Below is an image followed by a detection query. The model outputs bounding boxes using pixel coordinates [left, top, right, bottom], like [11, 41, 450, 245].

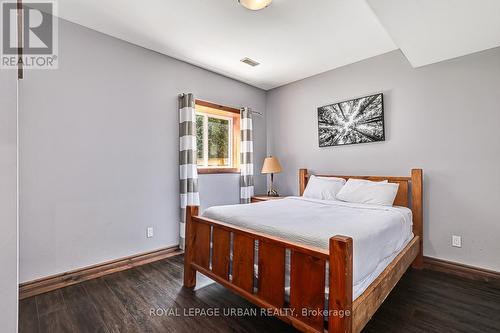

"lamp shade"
[261, 156, 282, 174]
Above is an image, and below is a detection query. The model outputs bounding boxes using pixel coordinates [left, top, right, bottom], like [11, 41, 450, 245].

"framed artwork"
[317, 93, 385, 147]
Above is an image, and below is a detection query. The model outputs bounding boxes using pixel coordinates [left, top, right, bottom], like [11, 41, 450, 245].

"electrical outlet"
[452, 235, 462, 248]
[147, 227, 154, 238]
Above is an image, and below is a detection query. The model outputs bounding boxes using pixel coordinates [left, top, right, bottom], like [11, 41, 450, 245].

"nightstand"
[251, 195, 285, 203]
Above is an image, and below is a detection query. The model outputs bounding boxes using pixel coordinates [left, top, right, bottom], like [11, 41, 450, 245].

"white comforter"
[203, 197, 413, 299]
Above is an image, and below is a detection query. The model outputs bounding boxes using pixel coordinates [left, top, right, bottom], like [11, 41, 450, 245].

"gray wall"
[199, 174, 241, 212]
[267, 48, 500, 272]
[19, 19, 267, 282]
[0, 69, 18, 332]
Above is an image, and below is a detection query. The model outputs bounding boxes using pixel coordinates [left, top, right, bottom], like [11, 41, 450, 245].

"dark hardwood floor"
[20, 254, 500, 333]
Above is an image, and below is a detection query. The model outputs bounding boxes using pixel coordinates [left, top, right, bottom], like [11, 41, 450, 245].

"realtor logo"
[1, 0, 58, 69]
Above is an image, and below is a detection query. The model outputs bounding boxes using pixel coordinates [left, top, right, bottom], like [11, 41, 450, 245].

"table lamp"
[261, 156, 282, 196]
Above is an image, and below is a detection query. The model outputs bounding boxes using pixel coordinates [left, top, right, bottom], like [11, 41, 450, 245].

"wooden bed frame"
[184, 168, 423, 333]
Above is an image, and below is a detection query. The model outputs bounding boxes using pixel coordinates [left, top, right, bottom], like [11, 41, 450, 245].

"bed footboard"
[183, 205, 354, 333]
[183, 205, 199, 288]
[329, 236, 353, 332]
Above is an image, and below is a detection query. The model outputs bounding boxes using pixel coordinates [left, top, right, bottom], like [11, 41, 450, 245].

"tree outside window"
[196, 112, 232, 168]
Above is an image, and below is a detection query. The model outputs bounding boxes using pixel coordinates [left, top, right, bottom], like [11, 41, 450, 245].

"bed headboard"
[299, 168, 424, 267]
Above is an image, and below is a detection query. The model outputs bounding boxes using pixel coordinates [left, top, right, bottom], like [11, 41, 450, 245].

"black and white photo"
[317, 93, 385, 147]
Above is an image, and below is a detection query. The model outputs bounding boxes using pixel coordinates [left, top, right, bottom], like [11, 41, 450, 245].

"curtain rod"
[178, 94, 263, 117]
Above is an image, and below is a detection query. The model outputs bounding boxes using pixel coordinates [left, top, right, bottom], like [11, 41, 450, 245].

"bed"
[183, 168, 423, 333]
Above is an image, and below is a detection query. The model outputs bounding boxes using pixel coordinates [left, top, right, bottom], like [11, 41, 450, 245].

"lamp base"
[267, 188, 279, 197]
[267, 173, 279, 196]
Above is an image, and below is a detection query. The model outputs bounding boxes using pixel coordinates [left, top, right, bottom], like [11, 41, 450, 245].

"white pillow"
[303, 175, 346, 200]
[336, 179, 399, 206]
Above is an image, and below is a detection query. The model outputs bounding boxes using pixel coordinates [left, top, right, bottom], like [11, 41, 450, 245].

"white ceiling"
[57, 0, 397, 90]
[367, 0, 500, 67]
[57, 0, 500, 90]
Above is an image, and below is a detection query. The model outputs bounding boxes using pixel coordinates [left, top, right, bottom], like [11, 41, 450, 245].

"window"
[196, 113, 232, 167]
[195, 100, 240, 173]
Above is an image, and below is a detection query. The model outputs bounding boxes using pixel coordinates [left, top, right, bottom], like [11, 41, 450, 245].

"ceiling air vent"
[240, 57, 260, 67]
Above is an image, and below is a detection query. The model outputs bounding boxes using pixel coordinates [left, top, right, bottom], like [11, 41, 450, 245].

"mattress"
[202, 197, 413, 300]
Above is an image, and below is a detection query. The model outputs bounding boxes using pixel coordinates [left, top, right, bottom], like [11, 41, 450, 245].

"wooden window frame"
[195, 100, 240, 174]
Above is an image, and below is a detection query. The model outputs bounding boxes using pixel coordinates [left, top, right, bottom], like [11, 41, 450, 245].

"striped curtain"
[179, 93, 200, 249]
[240, 107, 254, 203]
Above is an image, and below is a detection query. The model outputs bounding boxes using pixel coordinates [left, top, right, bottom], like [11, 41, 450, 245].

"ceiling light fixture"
[238, 0, 272, 11]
